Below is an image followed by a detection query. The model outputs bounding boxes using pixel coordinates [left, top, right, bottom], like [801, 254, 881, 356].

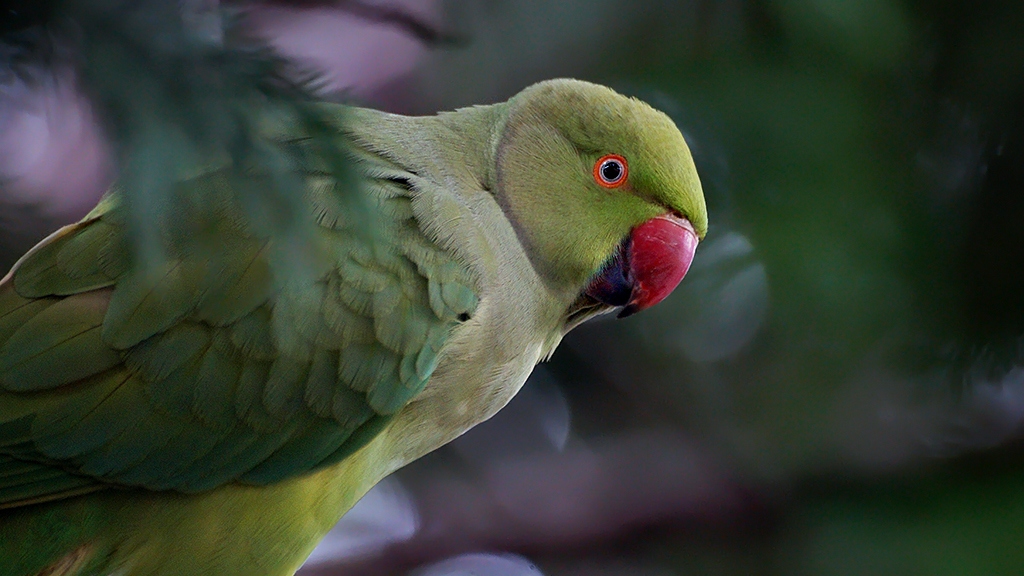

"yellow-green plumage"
[0, 79, 706, 575]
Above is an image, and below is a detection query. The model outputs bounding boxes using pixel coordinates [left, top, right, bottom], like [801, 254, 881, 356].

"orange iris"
[593, 154, 628, 188]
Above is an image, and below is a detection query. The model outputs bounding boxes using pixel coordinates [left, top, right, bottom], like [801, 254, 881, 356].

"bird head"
[494, 79, 707, 323]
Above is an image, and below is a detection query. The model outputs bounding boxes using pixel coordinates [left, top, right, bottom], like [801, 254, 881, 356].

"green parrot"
[0, 79, 706, 576]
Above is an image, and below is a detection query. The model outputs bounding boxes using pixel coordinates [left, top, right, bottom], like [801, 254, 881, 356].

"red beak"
[585, 213, 699, 317]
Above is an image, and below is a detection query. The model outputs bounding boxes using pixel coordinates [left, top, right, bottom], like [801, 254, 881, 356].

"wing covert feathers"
[0, 132, 479, 508]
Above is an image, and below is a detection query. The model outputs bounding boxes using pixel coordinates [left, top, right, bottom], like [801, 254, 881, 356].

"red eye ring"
[594, 154, 628, 188]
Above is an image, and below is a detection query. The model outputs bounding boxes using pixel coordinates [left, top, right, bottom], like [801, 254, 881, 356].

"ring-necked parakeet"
[0, 79, 706, 576]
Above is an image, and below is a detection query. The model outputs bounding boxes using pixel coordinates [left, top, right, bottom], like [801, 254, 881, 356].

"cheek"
[495, 130, 616, 281]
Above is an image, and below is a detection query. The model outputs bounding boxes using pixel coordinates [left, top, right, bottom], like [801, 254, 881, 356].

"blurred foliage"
[1, 0, 366, 279]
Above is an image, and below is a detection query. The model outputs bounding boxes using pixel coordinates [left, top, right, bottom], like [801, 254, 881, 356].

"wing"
[0, 124, 478, 508]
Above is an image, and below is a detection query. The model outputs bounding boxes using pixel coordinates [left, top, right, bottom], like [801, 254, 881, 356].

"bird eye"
[594, 154, 628, 188]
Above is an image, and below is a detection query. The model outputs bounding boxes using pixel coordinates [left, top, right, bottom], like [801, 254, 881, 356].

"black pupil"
[601, 160, 622, 182]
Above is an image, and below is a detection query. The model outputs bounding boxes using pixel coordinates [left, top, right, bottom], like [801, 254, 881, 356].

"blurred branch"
[301, 432, 766, 576]
[258, 0, 460, 46]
